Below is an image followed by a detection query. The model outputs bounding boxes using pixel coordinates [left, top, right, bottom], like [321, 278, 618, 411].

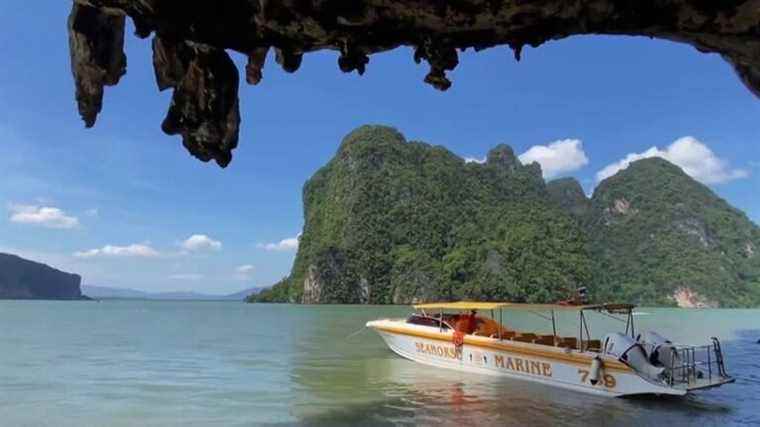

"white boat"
[367, 301, 734, 397]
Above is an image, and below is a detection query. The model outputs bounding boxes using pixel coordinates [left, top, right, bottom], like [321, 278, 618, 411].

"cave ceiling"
[69, 1, 760, 167]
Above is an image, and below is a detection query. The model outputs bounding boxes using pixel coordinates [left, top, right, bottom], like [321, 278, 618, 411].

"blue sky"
[1, 3, 758, 294]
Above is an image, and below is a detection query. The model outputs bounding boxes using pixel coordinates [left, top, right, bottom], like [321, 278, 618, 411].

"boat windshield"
[406, 313, 451, 330]
[407, 310, 509, 337]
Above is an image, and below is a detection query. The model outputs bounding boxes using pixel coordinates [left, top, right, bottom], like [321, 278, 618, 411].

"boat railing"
[665, 337, 731, 389]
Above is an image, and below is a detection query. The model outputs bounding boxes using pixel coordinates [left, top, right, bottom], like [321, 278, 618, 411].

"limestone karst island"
[248, 126, 760, 308]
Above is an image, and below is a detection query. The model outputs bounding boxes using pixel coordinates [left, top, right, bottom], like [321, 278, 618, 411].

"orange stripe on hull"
[373, 324, 632, 373]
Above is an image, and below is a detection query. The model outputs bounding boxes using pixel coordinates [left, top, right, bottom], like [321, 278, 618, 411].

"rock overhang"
[67, 0, 760, 167]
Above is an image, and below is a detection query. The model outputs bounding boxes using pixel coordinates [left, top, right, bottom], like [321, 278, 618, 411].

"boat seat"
[533, 335, 556, 346]
[584, 339, 602, 351]
[556, 337, 578, 349]
[512, 335, 535, 343]
[498, 330, 517, 339]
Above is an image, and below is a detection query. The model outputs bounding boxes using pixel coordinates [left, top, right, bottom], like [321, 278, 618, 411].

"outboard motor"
[603, 333, 664, 380]
[637, 331, 681, 370]
[639, 331, 670, 348]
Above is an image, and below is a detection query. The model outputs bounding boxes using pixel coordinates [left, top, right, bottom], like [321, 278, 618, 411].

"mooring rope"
[734, 375, 760, 385]
[345, 326, 368, 340]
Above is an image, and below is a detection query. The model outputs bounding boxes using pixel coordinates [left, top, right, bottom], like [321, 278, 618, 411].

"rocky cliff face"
[0, 253, 85, 300]
[261, 125, 591, 304]
[547, 177, 592, 219]
[66, 1, 760, 167]
[583, 158, 760, 307]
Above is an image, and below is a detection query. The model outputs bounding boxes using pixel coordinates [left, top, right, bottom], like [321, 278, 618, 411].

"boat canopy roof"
[414, 301, 511, 311]
[413, 301, 635, 312]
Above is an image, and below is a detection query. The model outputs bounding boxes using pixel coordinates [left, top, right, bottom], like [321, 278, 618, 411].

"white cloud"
[596, 137, 749, 184]
[234, 264, 255, 280]
[236, 265, 255, 274]
[257, 234, 300, 252]
[8, 204, 80, 229]
[168, 273, 204, 281]
[518, 139, 589, 179]
[74, 243, 160, 259]
[181, 234, 222, 252]
[464, 156, 486, 164]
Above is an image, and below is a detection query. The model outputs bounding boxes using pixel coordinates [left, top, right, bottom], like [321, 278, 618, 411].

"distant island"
[249, 126, 760, 307]
[0, 253, 259, 301]
[0, 253, 87, 300]
[82, 285, 261, 301]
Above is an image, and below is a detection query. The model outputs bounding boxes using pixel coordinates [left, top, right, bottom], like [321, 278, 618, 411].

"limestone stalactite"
[152, 37, 241, 167]
[68, 3, 126, 128]
[67, 1, 760, 167]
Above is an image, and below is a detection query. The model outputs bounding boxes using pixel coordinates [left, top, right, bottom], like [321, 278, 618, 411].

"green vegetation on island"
[246, 278, 291, 303]
[249, 126, 760, 307]
[579, 158, 760, 307]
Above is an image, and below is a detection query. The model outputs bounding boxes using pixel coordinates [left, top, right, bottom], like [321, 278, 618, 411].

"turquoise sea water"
[0, 300, 758, 426]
